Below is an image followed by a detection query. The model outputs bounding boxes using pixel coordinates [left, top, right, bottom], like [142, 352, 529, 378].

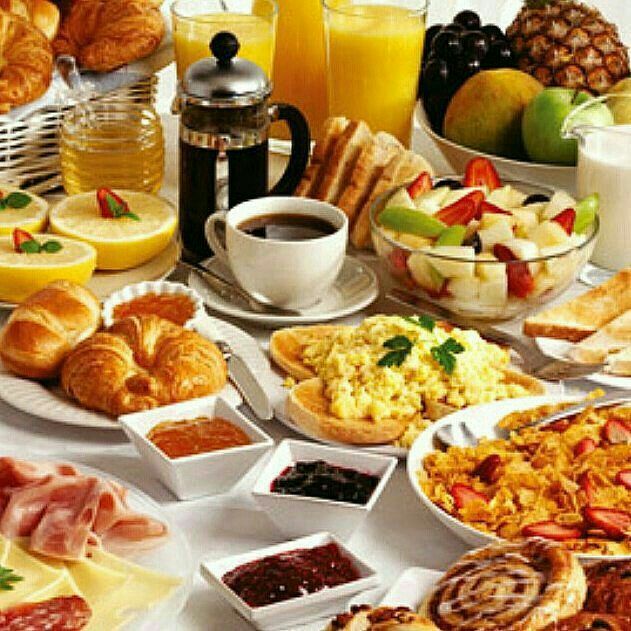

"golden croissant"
[53, 0, 165, 72]
[61, 315, 228, 416]
[0, 0, 60, 39]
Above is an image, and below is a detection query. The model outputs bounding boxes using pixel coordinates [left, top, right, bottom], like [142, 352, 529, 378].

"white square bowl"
[119, 396, 274, 500]
[252, 439, 397, 540]
[200, 531, 379, 631]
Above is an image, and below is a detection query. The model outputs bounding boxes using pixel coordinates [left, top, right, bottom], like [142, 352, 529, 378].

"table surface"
[0, 74, 601, 631]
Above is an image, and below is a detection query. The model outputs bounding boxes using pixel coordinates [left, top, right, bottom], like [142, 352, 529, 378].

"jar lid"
[180, 31, 271, 107]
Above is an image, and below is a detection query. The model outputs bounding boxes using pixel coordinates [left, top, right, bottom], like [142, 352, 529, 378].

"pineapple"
[506, 0, 630, 94]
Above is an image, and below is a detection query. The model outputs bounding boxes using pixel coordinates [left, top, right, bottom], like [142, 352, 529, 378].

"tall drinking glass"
[323, 0, 427, 146]
[171, 0, 278, 80]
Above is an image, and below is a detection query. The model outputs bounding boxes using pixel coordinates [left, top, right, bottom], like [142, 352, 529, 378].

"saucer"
[188, 255, 379, 327]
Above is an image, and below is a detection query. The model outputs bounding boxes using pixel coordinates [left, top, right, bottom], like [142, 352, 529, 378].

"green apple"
[522, 88, 614, 166]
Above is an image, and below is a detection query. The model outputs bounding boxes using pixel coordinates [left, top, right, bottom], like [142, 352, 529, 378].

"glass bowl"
[369, 178, 599, 321]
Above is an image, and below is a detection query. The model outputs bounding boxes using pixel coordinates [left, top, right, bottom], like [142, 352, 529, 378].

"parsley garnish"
[106, 195, 139, 221]
[378, 335, 413, 367]
[0, 565, 23, 591]
[403, 314, 436, 332]
[19, 238, 62, 254]
[431, 338, 465, 375]
[0, 192, 31, 211]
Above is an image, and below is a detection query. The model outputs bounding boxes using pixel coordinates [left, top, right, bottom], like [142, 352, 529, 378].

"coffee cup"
[205, 197, 348, 309]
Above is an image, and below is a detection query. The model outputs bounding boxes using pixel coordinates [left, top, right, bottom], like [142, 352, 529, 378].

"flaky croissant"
[0, 8, 53, 112]
[0, 0, 60, 39]
[53, 0, 165, 72]
[61, 315, 228, 416]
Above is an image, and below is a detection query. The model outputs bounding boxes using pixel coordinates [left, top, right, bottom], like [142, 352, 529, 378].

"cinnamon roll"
[584, 560, 631, 615]
[425, 539, 586, 631]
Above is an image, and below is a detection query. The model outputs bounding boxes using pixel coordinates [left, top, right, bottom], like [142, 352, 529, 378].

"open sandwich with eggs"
[270, 315, 544, 447]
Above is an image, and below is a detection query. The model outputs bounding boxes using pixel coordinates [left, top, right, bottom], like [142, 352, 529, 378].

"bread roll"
[0, 280, 101, 379]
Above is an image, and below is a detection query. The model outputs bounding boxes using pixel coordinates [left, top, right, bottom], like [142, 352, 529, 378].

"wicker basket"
[0, 76, 158, 195]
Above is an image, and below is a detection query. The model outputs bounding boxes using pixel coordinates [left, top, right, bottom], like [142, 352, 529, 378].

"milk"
[577, 124, 631, 271]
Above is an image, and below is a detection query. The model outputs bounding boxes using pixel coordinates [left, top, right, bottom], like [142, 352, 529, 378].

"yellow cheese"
[24, 574, 79, 603]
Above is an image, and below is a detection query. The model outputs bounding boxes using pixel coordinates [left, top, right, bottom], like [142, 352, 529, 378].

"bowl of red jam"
[200, 532, 378, 631]
[252, 439, 397, 540]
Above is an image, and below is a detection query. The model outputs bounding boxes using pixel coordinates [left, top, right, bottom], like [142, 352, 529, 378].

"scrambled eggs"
[301, 315, 530, 447]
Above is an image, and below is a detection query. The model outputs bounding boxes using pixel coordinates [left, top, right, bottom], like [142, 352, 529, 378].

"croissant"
[61, 315, 228, 416]
[0, 9, 53, 112]
[53, 0, 165, 72]
[0, 0, 60, 39]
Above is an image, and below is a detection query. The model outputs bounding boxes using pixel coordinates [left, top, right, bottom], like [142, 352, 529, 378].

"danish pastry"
[327, 605, 439, 630]
[540, 614, 631, 631]
[423, 539, 586, 631]
[584, 560, 631, 615]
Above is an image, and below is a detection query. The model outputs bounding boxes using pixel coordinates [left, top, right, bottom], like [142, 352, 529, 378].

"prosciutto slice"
[0, 458, 167, 560]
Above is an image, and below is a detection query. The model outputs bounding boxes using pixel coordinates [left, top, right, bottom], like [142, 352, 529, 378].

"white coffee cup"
[205, 197, 348, 309]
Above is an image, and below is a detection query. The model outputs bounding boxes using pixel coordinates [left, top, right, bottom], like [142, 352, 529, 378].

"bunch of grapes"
[419, 11, 515, 132]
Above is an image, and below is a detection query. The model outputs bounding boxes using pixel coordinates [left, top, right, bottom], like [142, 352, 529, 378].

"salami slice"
[0, 596, 91, 630]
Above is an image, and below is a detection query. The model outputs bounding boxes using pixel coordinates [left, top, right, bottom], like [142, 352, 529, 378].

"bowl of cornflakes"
[407, 395, 631, 559]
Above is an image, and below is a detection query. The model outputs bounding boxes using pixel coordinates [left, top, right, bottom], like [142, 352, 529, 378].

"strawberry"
[406, 172, 432, 199]
[583, 506, 631, 540]
[472, 454, 501, 484]
[548, 419, 570, 433]
[478, 200, 511, 218]
[450, 483, 488, 510]
[578, 470, 597, 504]
[574, 437, 598, 458]
[493, 244, 535, 298]
[97, 187, 129, 218]
[464, 157, 501, 191]
[435, 191, 484, 226]
[602, 418, 631, 444]
[615, 469, 631, 490]
[12, 228, 34, 253]
[552, 208, 576, 235]
[522, 520, 583, 541]
[388, 248, 409, 273]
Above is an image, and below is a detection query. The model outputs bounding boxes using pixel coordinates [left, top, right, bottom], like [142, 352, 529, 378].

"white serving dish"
[407, 394, 629, 561]
[119, 396, 274, 500]
[416, 104, 576, 194]
[101, 280, 206, 329]
[200, 532, 379, 631]
[252, 439, 397, 540]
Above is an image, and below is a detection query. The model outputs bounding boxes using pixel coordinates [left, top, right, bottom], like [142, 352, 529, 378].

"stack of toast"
[295, 117, 433, 249]
[524, 269, 631, 375]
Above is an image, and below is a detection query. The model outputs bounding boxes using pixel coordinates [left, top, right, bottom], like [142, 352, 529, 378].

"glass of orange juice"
[171, 0, 278, 80]
[323, 0, 427, 146]
[271, 0, 328, 141]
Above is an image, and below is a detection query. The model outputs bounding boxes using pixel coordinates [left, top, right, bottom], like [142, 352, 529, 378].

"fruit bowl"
[370, 175, 598, 321]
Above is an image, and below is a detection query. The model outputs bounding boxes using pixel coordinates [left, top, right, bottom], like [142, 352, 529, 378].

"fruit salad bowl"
[370, 161, 599, 321]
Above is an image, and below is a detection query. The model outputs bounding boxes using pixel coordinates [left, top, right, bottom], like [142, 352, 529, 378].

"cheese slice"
[24, 574, 79, 603]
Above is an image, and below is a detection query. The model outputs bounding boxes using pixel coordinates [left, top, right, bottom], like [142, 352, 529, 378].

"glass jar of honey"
[59, 102, 165, 195]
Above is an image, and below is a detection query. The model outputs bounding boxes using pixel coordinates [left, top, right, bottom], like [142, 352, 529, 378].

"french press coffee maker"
[176, 31, 311, 261]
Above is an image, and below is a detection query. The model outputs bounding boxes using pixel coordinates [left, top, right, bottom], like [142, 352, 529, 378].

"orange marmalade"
[147, 417, 251, 459]
[113, 292, 195, 326]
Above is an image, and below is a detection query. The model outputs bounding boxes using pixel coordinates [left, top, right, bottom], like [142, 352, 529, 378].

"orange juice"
[324, 3, 425, 145]
[272, 0, 328, 140]
[173, 12, 276, 79]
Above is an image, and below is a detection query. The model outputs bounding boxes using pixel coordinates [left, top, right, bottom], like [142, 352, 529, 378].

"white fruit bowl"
[370, 178, 598, 321]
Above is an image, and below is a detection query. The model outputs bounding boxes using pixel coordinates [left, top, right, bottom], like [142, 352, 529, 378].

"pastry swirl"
[426, 539, 586, 631]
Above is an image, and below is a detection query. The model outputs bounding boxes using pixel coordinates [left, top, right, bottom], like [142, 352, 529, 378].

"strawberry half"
[472, 454, 501, 484]
[435, 190, 484, 226]
[406, 172, 432, 199]
[552, 208, 576, 235]
[583, 506, 631, 540]
[578, 470, 597, 504]
[615, 469, 631, 490]
[602, 418, 631, 444]
[450, 483, 488, 510]
[493, 244, 535, 298]
[97, 187, 129, 218]
[522, 520, 583, 541]
[464, 157, 501, 191]
[478, 200, 511, 218]
[574, 437, 598, 458]
[12, 228, 34, 253]
[548, 419, 570, 433]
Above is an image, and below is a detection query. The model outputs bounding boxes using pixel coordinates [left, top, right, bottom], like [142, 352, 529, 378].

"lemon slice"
[49, 190, 177, 270]
[0, 234, 97, 303]
[0, 183, 49, 235]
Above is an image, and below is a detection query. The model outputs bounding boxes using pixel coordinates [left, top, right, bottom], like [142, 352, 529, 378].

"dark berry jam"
[222, 542, 361, 608]
[270, 460, 380, 505]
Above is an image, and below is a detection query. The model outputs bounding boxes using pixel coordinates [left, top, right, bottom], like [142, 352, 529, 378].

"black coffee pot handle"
[268, 103, 311, 196]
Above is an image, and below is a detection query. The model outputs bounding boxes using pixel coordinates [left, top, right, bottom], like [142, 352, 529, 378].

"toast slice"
[314, 120, 373, 204]
[295, 117, 349, 197]
[569, 309, 631, 364]
[607, 345, 631, 376]
[336, 131, 403, 223]
[350, 150, 434, 249]
[523, 269, 631, 342]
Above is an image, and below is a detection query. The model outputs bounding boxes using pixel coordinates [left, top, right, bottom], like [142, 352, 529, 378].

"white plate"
[407, 395, 630, 561]
[0, 449, 193, 630]
[0, 314, 267, 430]
[189, 255, 379, 328]
[536, 336, 631, 390]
